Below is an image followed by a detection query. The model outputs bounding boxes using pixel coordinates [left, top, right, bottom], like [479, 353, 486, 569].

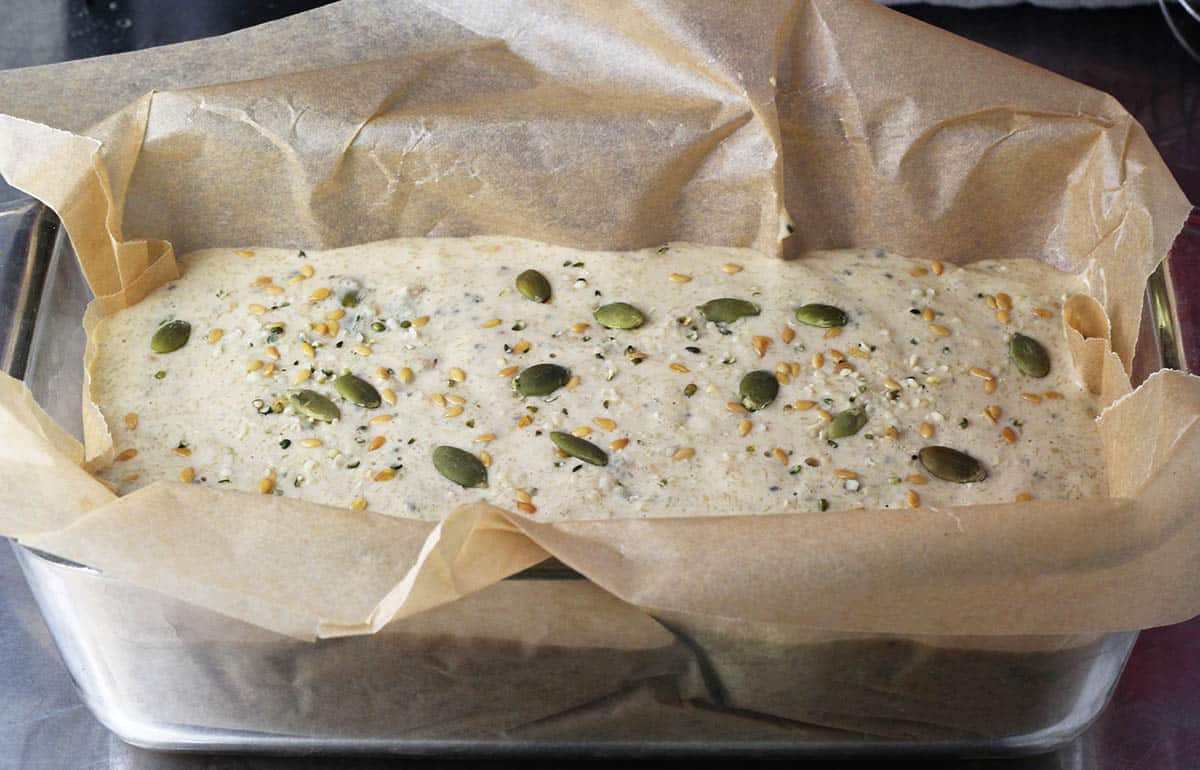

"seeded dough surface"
[92, 237, 1105, 520]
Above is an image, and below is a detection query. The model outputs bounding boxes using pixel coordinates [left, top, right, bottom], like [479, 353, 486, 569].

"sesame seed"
[738, 419, 752, 436]
[300, 438, 323, 448]
[793, 400, 816, 411]
[381, 388, 397, 405]
[823, 326, 842, 339]
[259, 478, 275, 494]
[310, 288, 332, 301]
[919, 422, 935, 439]
[931, 260, 944, 276]
[672, 447, 696, 461]
[482, 319, 502, 328]
[252, 276, 272, 287]
[570, 323, 591, 334]
[206, 328, 224, 344]
[1002, 427, 1018, 444]
[834, 469, 857, 480]
[368, 436, 386, 451]
[351, 345, 372, 356]
[906, 474, 928, 485]
[173, 446, 192, 457]
[475, 433, 497, 443]
[928, 324, 951, 337]
[721, 263, 743, 274]
[906, 489, 921, 508]
[350, 497, 368, 511]
[726, 402, 748, 414]
[789, 362, 801, 377]
[516, 501, 537, 514]
[248, 304, 268, 316]
[610, 438, 630, 450]
[124, 412, 138, 430]
[445, 406, 464, 418]
[669, 273, 692, 283]
[288, 275, 306, 284]
[449, 367, 467, 383]
[179, 467, 195, 483]
[670, 363, 690, 373]
[594, 417, 617, 430]
[412, 315, 430, 328]
[1021, 392, 1043, 403]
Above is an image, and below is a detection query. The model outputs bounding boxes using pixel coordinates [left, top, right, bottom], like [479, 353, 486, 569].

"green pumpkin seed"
[334, 373, 381, 408]
[594, 302, 646, 329]
[918, 446, 987, 483]
[340, 290, 360, 308]
[516, 269, 551, 303]
[697, 298, 760, 324]
[827, 406, 868, 438]
[739, 370, 779, 411]
[514, 363, 571, 397]
[794, 303, 848, 328]
[289, 389, 341, 422]
[550, 431, 609, 466]
[150, 320, 191, 353]
[432, 445, 488, 488]
[1009, 333, 1050, 378]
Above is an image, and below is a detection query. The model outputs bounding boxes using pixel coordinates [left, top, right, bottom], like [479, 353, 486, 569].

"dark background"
[0, 2, 1197, 768]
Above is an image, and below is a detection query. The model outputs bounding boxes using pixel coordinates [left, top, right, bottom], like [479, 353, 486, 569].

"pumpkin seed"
[432, 445, 488, 488]
[594, 302, 646, 329]
[794, 303, 848, 328]
[340, 290, 360, 308]
[516, 269, 551, 303]
[550, 431, 609, 466]
[289, 389, 341, 422]
[1009, 333, 1050, 378]
[827, 406, 868, 438]
[150, 320, 191, 353]
[918, 446, 987, 483]
[698, 298, 760, 324]
[334, 373, 381, 408]
[514, 363, 571, 397]
[739, 370, 779, 411]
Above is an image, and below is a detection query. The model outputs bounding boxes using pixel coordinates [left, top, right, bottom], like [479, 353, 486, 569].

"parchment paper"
[0, 0, 1196, 641]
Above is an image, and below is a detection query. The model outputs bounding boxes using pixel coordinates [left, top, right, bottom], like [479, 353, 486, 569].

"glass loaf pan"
[2, 198, 1189, 757]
